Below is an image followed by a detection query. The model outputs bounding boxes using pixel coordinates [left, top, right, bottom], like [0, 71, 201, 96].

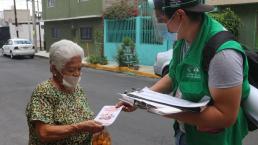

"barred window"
[78, 0, 88, 2]
[51, 27, 60, 38]
[256, 14, 258, 49]
[106, 18, 136, 43]
[80, 27, 92, 40]
[48, 0, 55, 7]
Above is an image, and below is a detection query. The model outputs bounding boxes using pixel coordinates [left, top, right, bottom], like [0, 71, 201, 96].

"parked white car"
[2, 38, 35, 59]
[153, 49, 173, 77]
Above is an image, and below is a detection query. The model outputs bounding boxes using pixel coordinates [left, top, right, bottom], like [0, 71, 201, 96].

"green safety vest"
[169, 14, 249, 145]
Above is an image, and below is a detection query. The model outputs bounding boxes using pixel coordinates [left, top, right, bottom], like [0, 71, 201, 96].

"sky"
[0, 0, 41, 12]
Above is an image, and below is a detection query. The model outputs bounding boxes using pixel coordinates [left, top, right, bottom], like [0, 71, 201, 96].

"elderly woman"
[26, 39, 104, 145]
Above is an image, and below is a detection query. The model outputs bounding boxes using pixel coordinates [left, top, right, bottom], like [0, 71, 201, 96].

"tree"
[104, 0, 135, 19]
[209, 8, 241, 38]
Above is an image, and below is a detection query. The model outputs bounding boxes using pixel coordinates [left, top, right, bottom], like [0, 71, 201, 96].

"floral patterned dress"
[26, 80, 94, 145]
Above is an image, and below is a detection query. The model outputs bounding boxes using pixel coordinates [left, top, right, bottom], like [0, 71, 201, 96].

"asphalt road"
[0, 56, 257, 145]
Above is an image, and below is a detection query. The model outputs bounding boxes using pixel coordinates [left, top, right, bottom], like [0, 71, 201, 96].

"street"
[0, 56, 257, 145]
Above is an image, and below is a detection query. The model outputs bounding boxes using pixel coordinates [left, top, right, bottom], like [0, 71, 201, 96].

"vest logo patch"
[185, 66, 201, 79]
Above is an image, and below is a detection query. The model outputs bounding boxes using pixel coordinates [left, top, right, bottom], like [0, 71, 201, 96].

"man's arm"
[165, 49, 244, 129]
[165, 85, 242, 129]
[116, 74, 173, 111]
[150, 74, 173, 93]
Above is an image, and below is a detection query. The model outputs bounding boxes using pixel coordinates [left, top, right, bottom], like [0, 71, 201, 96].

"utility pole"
[31, 0, 38, 51]
[26, 0, 32, 41]
[13, 0, 19, 38]
[37, 0, 42, 50]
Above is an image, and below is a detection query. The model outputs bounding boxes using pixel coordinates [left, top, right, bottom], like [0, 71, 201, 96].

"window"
[48, 0, 55, 7]
[106, 18, 136, 43]
[7, 40, 13, 45]
[14, 40, 32, 44]
[78, 0, 88, 2]
[51, 28, 60, 38]
[256, 13, 258, 49]
[80, 27, 92, 40]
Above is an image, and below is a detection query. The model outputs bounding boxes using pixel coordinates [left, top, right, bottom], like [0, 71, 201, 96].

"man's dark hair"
[162, 8, 203, 22]
[184, 11, 203, 22]
[154, 0, 204, 22]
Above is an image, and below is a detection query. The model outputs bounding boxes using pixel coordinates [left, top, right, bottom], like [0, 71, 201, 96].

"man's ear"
[176, 9, 186, 19]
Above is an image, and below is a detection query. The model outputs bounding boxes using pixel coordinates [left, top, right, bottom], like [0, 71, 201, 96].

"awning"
[42, 15, 102, 22]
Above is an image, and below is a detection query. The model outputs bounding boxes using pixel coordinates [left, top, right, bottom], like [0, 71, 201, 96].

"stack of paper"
[119, 87, 210, 115]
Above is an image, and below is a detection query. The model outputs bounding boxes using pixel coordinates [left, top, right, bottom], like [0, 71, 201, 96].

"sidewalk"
[35, 51, 160, 79]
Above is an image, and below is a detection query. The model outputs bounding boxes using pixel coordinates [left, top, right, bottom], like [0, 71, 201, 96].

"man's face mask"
[148, 0, 182, 42]
[155, 12, 181, 41]
[156, 14, 176, 41]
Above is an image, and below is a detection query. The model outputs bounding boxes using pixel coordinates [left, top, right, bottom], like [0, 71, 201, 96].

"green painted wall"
[42, 0, 70, 20]
[42, 0, 103, 20]
[232, 4, 257, 50]
[44, 18, 103, 57]
[256, 14, 258, 49]
[69, 0, 103, 17]
[44, 21, 73, 50]
[74, 18, 103, 57]
[42, 0, 104, 56]
[221, 4, 258, 51]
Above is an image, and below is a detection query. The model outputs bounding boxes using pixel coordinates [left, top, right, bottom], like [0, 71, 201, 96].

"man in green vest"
[117, 0, 250, 145]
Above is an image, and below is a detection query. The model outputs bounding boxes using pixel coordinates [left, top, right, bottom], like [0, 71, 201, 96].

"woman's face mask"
[62, 75, 81, 89]
[59, 56, 82, 89]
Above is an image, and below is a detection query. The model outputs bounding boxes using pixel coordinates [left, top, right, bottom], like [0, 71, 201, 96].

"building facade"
[42, 0, 172, 65]
[104, 0, 173, 66]
[2, 9, 44, 49]
[206, 0, 258, 51]
[42, 0, 120, 56]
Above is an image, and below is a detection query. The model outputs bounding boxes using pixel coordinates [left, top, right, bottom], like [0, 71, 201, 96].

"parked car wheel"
[10, 52, 14, 59]
[1, 48, 4, 56]
[162, 66, 169, 77]
[153, 49, 173, 77]
[30, 55, 34, 59]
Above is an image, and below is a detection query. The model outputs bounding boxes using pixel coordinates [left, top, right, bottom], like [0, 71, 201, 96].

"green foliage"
[209, 8, 241, 37]
[88, 55, 108, 65]
[131, 54, 139, 70]
[115, 47, 127, 67]
[256, 37, 258, 49]
[94, 30, 103, 43]
[94, 29, 104, 57]
[122, 37, 135, 53]
[115, 37, 139, 68]
[88, 55, 99, 64]
[104, 0, 135, 19]
[99, 56, 108, 65]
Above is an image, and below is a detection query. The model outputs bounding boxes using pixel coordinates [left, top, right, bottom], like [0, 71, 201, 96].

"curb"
[82, 63, 160, 79]
[33, 55, 160, 79]
[35, 55, 49, 59]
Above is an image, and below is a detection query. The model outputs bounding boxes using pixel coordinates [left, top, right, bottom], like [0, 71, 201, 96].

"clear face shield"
[147, 0, 177, 42]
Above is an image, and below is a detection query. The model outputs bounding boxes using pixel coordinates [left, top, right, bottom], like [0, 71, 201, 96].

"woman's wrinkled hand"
[116, 101, 137, 112]
[76, 120, 104, 133]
